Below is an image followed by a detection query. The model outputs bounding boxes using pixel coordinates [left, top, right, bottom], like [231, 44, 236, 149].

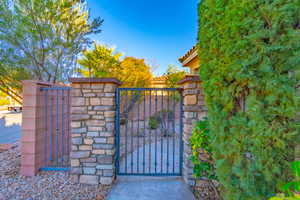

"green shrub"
[269, 161, 300, 199]
[190, 118, 216, 180]
[148, 109, 174, 135]
[281, 161, 300, 197]
[198, 0, 300, 199]
[148, 116, 159, 129]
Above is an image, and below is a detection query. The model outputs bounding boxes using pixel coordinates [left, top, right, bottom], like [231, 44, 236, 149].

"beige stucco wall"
[185, 57, 199, 75]
[150, 79, 167, 95]
[150, 82, 166, 88]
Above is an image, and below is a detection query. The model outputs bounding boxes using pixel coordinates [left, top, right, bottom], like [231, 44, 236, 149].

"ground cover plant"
[190, 118, 215, 180]
[198, 0, 300, 199]
[147, 109, 174, 136]
[190, 118, 220, 199]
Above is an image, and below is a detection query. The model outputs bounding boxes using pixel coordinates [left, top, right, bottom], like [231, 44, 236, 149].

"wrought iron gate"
[39, 86, 71, 171]
[116, 88, 183, 176]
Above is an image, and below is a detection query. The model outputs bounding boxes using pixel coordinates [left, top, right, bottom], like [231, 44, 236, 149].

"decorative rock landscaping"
[193, 181, 220, 200]
[0, 143, 111, 200]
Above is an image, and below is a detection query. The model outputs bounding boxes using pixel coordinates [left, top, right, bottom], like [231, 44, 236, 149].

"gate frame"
[21, 81, 71, 176]
[115, 87, 184, 176]
[21, 76, 204, 187]
[39, 86, 71, 172]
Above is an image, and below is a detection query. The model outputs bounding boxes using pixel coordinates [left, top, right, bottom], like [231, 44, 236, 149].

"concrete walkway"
[0, 111, 22, 144]
[106, 176, 195, 200]
[106, 138, 195, 200]
[119, 137, 181, 174]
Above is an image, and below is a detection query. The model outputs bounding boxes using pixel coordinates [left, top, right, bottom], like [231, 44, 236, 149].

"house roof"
[178, 45, 198, 67]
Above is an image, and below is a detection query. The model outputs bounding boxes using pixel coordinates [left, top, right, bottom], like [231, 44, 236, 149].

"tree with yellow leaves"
[77, 44, 153, 88]
[118, 57, 152, 88]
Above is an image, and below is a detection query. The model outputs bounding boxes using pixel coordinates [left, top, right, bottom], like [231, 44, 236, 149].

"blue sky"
[88, 0, 198, 76]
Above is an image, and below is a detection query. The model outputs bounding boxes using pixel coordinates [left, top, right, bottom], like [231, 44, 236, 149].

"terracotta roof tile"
[178, 45, 198, 63]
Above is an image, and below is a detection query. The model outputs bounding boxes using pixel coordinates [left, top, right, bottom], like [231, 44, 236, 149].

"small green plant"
[282, 161, 300, 196]
[269, 161, 300, 200]
[190, 118, 220, 198]
[148, 109, 174, 135]
[148, 116, 159, 129]
[190, 118, 216, 180]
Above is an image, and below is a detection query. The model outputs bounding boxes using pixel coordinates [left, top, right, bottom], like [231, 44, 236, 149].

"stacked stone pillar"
[178, 75, 207, 186]
[69, 78, 121, 185]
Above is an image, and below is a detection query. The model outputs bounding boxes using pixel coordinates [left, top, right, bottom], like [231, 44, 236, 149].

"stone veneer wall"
[69, 78, 121, 185]
[179, 75, 207, 186]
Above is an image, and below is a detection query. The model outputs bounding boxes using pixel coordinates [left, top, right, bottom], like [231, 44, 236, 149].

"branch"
[0, 79, 22, 100]
[0, 85, 23, 104]
[28, 2, 46, 75]
[53, 48, 63, 83]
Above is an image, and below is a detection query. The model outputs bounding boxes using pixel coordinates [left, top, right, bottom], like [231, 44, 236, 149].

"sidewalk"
[106, 176, 195, 200]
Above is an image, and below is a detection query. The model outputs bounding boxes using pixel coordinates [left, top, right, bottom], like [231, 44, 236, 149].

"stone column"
[69, 78, 121, 185]
[178, 75, 207, 186]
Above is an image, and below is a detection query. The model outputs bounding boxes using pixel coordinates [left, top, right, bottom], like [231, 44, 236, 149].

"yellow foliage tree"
[77, 44, 153, 88]
[117, 57, 152, 88]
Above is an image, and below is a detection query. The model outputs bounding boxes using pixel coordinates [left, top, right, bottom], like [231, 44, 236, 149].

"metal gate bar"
[116, 88, 183, 176]
[40, 87, 71, 171]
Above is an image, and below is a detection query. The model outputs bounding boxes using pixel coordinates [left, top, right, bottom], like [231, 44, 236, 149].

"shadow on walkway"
[0, 112, 22, 144]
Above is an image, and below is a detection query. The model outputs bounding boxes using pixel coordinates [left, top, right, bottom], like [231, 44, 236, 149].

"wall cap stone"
[22, 80, 53, 87]
[178, 75, 201, 85]
[69, 77, 122, 86]
[22, 80, 69, 88]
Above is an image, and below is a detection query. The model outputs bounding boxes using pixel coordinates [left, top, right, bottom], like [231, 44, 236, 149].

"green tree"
[0, 0, 103, 101]
[164, 64, 187, 88]
[198, 0, 300, 199]
[77, 43, 122, 77]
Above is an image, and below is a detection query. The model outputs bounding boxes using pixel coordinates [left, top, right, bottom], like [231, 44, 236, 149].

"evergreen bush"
[198, 0, 300, 199]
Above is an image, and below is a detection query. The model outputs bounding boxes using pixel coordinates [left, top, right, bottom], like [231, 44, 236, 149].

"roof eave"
[181, 51, 198, 67]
